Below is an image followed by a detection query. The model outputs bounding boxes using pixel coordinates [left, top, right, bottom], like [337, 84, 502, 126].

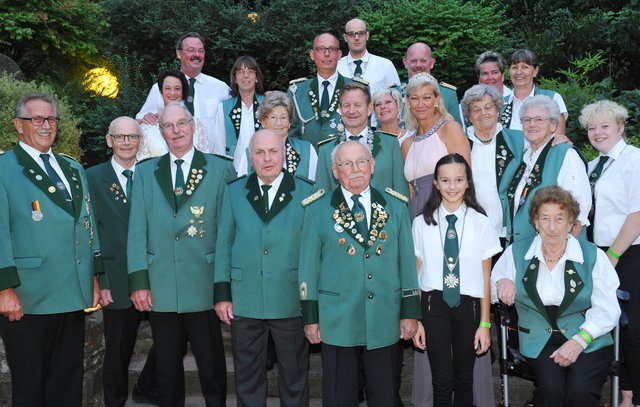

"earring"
[435, 104, 439, 108]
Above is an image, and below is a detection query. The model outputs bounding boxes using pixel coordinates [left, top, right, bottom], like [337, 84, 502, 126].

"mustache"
[348, 172, 364, 179]
[190, 56, 202, 62]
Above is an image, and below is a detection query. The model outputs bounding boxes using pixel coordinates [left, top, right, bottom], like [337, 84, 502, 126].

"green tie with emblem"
[443, 214, 461, 307]
[122, 169, 133, 199]
[174, 159, 185, 207]
[354, 60, 363, 77]
[185, 78, 196, 116]
[351, 194, 368, 238]
[320, 80, 330, 111]
[587, 155, 610, 241]
[40, 153, 72, 203]
[261, 184, 272, 214]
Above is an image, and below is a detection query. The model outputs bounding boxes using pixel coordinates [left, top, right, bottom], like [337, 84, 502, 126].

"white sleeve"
[553, 92, 569, 118]
[580, 249, 621, 339]
[136, 84, 163, 120]
[479, 215, 503, 260]
[490, 245, 516, 303]
[307, 145, 318, 181]
[557, 149, 592, 225]
[211, 101, 227, 154]
[412, 217, 425, 262]
[384, 59, 401, 87]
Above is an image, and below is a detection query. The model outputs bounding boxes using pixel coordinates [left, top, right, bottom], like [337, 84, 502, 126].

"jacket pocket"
[205, 252, 215, 264]
[231, 268, 242, 281]
[518, 325, 530, 334]
[318, 289, 340, 297]
[13, 256, 43, 269]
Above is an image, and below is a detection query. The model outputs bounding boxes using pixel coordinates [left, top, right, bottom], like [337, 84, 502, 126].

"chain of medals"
[347, 54, 370, 78]
[285, 139, 300, 174]
[410, 117, 446, 193]
[437, 206, 468, 287]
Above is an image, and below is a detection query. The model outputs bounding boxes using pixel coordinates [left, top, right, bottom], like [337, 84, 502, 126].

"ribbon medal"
[31, 200, 43, 221]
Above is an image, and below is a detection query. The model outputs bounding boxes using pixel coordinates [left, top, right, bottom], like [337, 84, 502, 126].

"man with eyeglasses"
[288, 32, 352, 149]
[86, 116, 161, 406]
[127, 103, 235, 406]
[337, 18, 400, 126]
[298, 140, 420, 406]
[136, 32, 230, 153]
[315, 81, 408, 198]
[0, 92, 103, 406]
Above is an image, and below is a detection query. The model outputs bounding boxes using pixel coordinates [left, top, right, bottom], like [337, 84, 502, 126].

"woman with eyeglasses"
[212, 56, 265, 172]
[137, 69, 209, 160]
[504, 95, 591, 244]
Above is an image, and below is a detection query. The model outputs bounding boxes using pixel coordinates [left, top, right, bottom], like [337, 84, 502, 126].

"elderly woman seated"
[492, 185, 620, 407]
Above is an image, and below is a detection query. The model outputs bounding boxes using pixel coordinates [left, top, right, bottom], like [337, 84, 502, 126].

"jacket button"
[175, 236, 180, 241]
[367, 274, 372, 279]
[173, 212, 177, 218]
[263, 249, 269, 255]
[547, 328, 552, 333]
[367, 293, 373, 299]
[365, 253, 370, 259]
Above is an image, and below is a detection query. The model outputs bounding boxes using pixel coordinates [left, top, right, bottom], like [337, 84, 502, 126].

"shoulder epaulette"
[136, 156, 154, 165]
[351, 76, 369, 86]
[295, 174, 315, 185]
[317, 136, 337, 147]
[376, 130, 398, 138]
[212, 152, 234, 161]
[440, 81, 457, 91]
[0, 150, 4, 155]
[289, 77, 308, 85]
[302, 189, 325, 207]
[228, 174, 247, 184]
[58, 153, 79, 163]
[385, 187, 408, 203]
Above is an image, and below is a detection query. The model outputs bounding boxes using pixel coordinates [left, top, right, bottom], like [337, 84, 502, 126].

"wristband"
[607, 248, 621, 259]
[572, 334, 588, 350]
[479, 321, 491, 329]
[577, 329, 592, 346]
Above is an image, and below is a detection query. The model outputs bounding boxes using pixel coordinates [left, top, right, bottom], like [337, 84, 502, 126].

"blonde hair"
[403, 73, 452, 131]
[578, 100, 628, 129]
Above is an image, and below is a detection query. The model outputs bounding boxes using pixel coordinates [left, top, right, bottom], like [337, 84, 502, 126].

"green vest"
[512, 237, 614, 358]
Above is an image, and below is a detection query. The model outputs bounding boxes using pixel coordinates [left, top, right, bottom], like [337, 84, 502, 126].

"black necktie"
[348, 135, 362, 141]
[443, 214, 461, 308]
[40, 153, 71, 202]
[587, 155, 610, 241]
[261, 184, 272, 213]
[122, 169, 133, 199]
[351, 194, 368, 238]
[320, 80, 330, 111]
[354, 60, 363, 77]
[185, 78, 196, 116]
[174, 159, 185, 206]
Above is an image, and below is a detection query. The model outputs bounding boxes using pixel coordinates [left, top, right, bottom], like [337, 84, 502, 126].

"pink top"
[403, 129, 448, 182]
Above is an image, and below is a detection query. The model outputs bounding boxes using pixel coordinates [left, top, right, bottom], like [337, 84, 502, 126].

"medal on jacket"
[31, 200, 43, 221]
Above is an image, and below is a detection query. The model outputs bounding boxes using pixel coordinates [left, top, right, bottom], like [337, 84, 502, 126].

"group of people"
[0, 17, 638, 407]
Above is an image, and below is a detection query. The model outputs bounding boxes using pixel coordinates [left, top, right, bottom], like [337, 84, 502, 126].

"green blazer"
[288, 74, 353, 148]
[298, 187, 420, 350]
[0, 145, 102, 314]
[314, 130, 409, 198]
[222, 94, 265, 156]
[87, 160, 132, 309]
[127, 149, 235, 313]
[214, 171, 314, 319]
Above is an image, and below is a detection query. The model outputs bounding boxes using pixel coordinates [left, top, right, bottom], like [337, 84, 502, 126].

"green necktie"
[320, 80, 330, 111]
[443, 214, 461, 308]
[261, 184, 272, 213]
[587, 155, 610, 241]
[185, 78, 196, 116]
[40, 153, 72, 203]
[174, 159, 185, 207]
[353, 60, 363, 77]
[348, 135, 362, 141]
[122, 169, 133, 199]
[351, 194, 368, 238]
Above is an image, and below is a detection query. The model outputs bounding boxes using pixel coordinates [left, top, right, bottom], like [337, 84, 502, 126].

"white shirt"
[20, 141, 71, 192]
[467, 124, 506, 237]
[316, 71, 339, 104]
[502, 84, 513, 98]
[513, 140, 591, 226]
[341, 186, 371, 228]
[169, 148, 195, 188]
[110, 157, 135, 197]
[136, 72, 230, 152]
[491, 235, 620, 340]
[257, 171, 284, 209]
[345, 127, 370, 146]
[506, 86, 568, 131]
[590, 140, 640, 246]
[413, 204, 502, 298]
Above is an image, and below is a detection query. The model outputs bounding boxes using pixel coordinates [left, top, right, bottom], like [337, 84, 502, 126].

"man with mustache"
[136, 32, 230, 153]
[127, 103, 236, 407]
[299, 140, 420, 406]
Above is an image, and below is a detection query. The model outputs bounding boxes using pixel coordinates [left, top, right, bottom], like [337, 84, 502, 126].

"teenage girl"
[412, 153, 502, 406]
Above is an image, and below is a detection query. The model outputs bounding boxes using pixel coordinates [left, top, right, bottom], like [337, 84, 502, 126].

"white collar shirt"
[341, 186, 372, 228]
[20, 141, 71, 192]
[257, 171, 284, 209]
[110, 157, 135, 196]
[169, 147, 195, 188]
[316, 71, 339, 104]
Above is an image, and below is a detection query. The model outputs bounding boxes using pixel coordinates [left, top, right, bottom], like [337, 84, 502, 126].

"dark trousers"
[322, 342, 398, 407]
[149, 310, 227, 407]
[422, 290, 480, 407]
[230, 316, 309, 407]
[525, 331, 613, 407]
[102, 306, 157, 407]
[0, 311, 85, 407]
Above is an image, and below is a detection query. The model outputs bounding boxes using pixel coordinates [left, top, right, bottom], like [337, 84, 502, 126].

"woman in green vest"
[492, 185, 620, 407]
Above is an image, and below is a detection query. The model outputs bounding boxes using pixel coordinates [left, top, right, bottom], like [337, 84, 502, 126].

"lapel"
[557, 260, 584, 316]
[102, 164, 130, 212]
[367, 188, 388, 250]
[308, 77, 320, 118]
[246, 172, 268, 222]
[266, 172, 294, 222]
[154, 153, 177, 212]
[181, 149, 208, 208]
[284, 139, 301, 174]
[371, 130, 382, 158]
[521, 258, 552, 326]
[14, 145, 75, 218]
[495, 130, 515, 185]
[54, 153, 83, 221]
[228, 96, 242, 138]
[330, 187, 364, 247]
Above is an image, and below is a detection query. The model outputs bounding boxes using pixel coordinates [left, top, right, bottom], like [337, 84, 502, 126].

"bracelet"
[607, 247, 621, 259]
[577, 329, 593, 346]
[572, 334, 588, 350]
[479, 321, 491, 329]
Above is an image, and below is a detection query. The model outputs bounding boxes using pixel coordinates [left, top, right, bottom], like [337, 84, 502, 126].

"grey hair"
[474, 51, 506, 77]
[461, 84, 503, 121]
[330, 140, 372, 164]
[158, 102, 194, 125]
[372, 87, 403, 113]
[256, 91, 293, 122]
[520, 95, 560, 124]
[15, 92, 58, 117]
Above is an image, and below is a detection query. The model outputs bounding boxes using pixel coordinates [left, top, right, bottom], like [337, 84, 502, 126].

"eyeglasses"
[18, 116, 59, 127]
[335, 158, 371, 169]
[521, 116, 550, 125]
[181, 48, 205, 54]
[345, 31, 367, 38]
[109, 134, 141, 143]
[470, 104, 497, 115]
[265, 115, 289, 123]
[159, 118, 193, 131]
[314, 46, 340, 54]
[236, 68, 256, 76]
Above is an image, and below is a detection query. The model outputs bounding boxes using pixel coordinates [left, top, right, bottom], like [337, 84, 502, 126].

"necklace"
[543, 244, 567, 263]
[475, 132, 493, 144]
[437, 206, 468, 273]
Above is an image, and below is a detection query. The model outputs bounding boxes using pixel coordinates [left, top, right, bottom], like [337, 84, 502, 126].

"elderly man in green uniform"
[288, 32, 353, 149]
[0, 92, 102, 406]
[399, 42, 462, 125]
[214, 129, 313, 406]
[299, 140, 420, 406]
[127, 103, 235, 407]
[315, 81, 408, 198]
[87, 116, 159, 406]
